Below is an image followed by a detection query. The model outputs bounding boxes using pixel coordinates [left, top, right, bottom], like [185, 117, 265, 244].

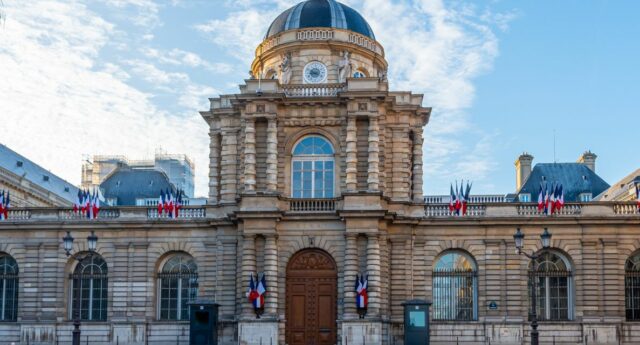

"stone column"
[366, 234, 382, 317]
[220, 129, 238, 203]
[367, 116, 380, 191]
[266, 117, 278, 192]
[345, 116, 358, 191]
[241, 234, 256, 317]
[243, 118, 257, 193]
[208, 130, 221, 204]
[343, 233, 359, 318]
[411, 129, 424, 202]
[264, 234, 278, 317]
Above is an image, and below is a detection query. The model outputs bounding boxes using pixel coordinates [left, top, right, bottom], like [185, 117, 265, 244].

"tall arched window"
[291, 136, 335, 198]
[432, 251, 477, 321]
[158, 253, 198, 320]
[70, 254, 108, 321]
[0, 254, 18, 321]
[529, 250, 573, 321]
[625, 252, 640, 320]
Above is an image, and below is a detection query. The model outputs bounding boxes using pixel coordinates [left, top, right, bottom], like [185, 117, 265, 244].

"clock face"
[303, 62, 327, 84]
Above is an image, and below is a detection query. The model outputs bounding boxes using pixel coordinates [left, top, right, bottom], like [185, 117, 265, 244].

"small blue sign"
[488, 301, 498, 310]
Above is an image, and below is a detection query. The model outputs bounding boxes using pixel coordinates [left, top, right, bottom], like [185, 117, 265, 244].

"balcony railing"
[289, 198, 338, 212]
[424, 204, 487, 217]
[283, 84, 345, 97]
[147, 207, 206, 219]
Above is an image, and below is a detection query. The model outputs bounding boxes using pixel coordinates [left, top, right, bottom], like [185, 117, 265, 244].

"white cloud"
[142, 47, 234, 74]
[105, 0, 160, 28]
[0, 0, 210, 196]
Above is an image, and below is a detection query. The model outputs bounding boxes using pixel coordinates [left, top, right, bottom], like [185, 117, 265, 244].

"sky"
[0, 0, 637, 198]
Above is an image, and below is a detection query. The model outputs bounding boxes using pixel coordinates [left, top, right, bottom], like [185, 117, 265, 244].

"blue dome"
[265, 0, 375, 40]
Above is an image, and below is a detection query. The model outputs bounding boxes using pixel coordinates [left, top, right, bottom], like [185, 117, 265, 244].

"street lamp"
[513, 227, 552, 345]
[62, 231, 99, 345]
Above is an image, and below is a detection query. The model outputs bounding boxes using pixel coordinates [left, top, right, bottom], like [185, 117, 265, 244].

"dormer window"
[579, 193, 593, 202]
[519, 193, 531, 202]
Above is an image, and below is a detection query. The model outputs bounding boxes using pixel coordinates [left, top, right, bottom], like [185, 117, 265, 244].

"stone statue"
[279, 52, 292, 85]
[338, 50, 352, 83]
[378, 69, 388, 82]
[249, 70, 256, 80]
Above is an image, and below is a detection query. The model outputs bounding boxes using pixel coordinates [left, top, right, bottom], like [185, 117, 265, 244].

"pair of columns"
[345, 116, 380, 191]
[344, 233, 382, 319]
[240, 234, 279, 318]
[208, 117, 278, 204]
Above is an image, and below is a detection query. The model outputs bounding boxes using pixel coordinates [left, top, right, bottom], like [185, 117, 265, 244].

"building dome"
[265, 0, 375, 40]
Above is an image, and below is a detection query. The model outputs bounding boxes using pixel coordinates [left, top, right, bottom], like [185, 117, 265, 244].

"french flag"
[462, 181, 472, 216]
[158, 190, 165, 216]
[0, 191, 5, 220]
[356, 274, 368, 309]
[3, 191, 9, 220]
[449, 184, 456, 213]
[255, 274, 267, 309]
[537, 183, 545, 212]
[555, 184, 564, 211]
[454, 181, 462, 215]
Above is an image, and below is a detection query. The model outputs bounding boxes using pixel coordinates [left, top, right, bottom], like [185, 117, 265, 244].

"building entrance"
[286, 249, 337, 345]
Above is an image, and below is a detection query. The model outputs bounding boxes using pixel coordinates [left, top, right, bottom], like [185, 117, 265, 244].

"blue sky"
[0, 0, 637, 197]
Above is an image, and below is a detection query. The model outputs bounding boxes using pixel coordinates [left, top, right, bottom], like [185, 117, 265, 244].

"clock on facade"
[303, 61, 328, 84]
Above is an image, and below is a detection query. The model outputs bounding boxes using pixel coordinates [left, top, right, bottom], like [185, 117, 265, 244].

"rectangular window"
[519, 194, 531, 202]
[579, 193, 593, 202]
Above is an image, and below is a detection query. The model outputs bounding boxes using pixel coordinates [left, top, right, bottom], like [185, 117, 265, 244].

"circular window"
[303, 61, 328, 84]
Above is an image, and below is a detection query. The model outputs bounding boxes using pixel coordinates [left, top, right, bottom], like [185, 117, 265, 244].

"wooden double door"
[286, 249, 337, 345]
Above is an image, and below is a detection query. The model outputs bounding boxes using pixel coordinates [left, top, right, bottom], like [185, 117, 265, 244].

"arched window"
[529, 250, 573, 321]
[291, 136, 335, 198]
[432, 251, 477, 321]
[625, 252, 640, 320]
[353, 70, 366, 78]
[158, 253, 198, 320]
[0, 254, 18, 321]
[70, 254, 108, 321]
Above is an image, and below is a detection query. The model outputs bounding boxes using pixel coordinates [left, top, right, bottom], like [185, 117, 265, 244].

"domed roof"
[265, 0, 375, 40]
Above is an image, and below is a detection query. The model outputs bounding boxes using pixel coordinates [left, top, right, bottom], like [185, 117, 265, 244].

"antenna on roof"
[553, 129, 557, 163]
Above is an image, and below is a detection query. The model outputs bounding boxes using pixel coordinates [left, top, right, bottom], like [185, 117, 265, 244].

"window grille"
[625, 253, 640, 320]
[158, 254, 198, 321]
[528, 251, 573, 321]
[0, 255, 18, 321]
[432, 251, 478, 321]
[69, 255, 108, 321]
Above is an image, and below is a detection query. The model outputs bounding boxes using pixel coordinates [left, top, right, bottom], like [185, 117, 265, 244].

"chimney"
[515, 152, 534, 190]
[578, 150, 597, 172]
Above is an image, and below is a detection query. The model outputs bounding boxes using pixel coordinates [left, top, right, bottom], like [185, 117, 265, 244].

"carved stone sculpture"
[338, 50, 352, 83]
[279, 52, 292, 85]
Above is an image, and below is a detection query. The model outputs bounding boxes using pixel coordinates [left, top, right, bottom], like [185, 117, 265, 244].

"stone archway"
[286, 248, 337, 345]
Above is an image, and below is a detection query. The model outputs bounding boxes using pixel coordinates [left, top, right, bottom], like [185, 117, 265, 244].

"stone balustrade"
[282, 83, 345, 97]
[0, 202, 636, 222]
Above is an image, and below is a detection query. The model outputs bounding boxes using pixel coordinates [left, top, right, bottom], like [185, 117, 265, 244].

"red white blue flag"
[0, 190, 8, 220]
[462, 181, 472, 216]
[247, 273, 266, 309]
[537, 183, 545, 212]
[449, 184, 456, 213]
[355, 274, 368, 309]
[635, 183, 640, 212]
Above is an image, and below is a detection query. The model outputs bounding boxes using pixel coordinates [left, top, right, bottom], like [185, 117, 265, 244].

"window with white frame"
[291, 136, 335, 199]
[158, 253, 198, 321]
[579, 193, 593, 202]
[70, 254, 108, 321]
[519, 194, 531, 202]
[432, 251, 478, 321]
[529, 251, 573, 321]
[0, 254, 18, 321]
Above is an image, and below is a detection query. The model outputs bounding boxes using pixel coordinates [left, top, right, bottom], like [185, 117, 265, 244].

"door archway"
[286, 249, 337, 345]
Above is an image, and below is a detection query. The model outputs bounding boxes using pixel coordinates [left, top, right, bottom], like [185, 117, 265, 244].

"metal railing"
[432, 269, 477, 321]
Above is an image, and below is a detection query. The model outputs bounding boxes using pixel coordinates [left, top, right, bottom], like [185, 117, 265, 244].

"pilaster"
[366, 234, 381, 318]
[244, 118, 257, 193]
[209, 130, 221, 204]
[367, 115, 380, 191]
[220, 128, 239, 203]
[345, 116, 358, 191]
[266, 117, 278, 192]
[411, 128, 424, 202]
[343, 233, 358, 319]
[240, 234, 256, 318]
[264, 234, 278, 317]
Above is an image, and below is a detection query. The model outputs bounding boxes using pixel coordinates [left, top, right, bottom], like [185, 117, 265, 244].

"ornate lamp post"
[513, 227, 552, 345]
[62, 231, 99, 345]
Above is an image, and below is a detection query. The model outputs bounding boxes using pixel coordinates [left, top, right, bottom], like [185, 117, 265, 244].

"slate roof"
[265, 0, 375, 39]
[517, 163, 611, 202]
[0, 143, 79, 204]
[595, 168, 640, 201]
[100, 168, 174, 206]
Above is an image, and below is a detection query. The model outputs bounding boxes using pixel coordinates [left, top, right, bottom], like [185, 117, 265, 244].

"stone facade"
[1, 5, 640, 345]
